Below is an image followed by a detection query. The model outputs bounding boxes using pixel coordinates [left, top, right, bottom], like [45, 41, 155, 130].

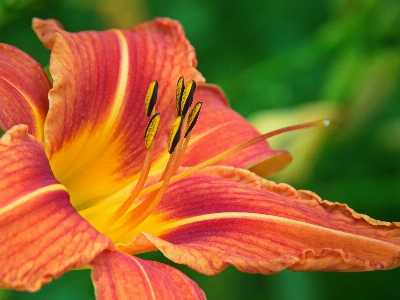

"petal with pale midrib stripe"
[118, 166, 400, 274]
[0, 125, 113, 291]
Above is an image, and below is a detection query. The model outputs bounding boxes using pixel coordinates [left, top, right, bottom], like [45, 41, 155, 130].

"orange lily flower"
[1, 18, 400, 299]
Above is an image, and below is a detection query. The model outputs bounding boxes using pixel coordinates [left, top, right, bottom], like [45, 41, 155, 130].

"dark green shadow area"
[10, 269, 95, 300]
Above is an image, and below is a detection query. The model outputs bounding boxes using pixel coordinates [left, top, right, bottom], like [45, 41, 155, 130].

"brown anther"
[145, 80, 158, 117]
[185, 102, 202, 137]
[167, 116, 183, 154]
[144, 113, 161, 149]
[175, 76, 185, 116]
[180, 80, 196, 116]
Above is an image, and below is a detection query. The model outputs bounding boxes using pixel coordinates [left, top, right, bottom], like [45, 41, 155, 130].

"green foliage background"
[1, 0, 399, 299]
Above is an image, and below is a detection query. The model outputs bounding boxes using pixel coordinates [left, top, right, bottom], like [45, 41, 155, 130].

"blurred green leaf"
[11, 270, 95, 300]
[0, 288, 12, 300]
[0, 0, 57, 28]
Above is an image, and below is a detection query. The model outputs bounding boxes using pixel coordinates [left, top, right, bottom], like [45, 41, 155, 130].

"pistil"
[135, 119, 330, 199]
[95, 77, 329, 241]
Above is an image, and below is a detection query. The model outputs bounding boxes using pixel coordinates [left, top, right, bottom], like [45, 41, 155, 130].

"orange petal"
[119, 166, 400, 275]
[182, 84, 292, 177]
[0, 44, 50, 140]
[0, 125, 114, 291]
[31, 18, 204, 207]
[91, 250, 205, 300]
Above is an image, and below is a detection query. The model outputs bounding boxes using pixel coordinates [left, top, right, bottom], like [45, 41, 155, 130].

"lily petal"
[120, 166, 400, 275]
[91, 250, 205, 300]
[182, 84, 292, 177]
[0, 125, 114, 291]
[32, 17, 204, 207]
[0, 44, 50, 141]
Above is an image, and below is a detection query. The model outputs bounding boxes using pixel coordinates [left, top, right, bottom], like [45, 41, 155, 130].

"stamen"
[180, 80, 196, 116]
[145, 80, 158, 117]
[137, 119, 330, 197]
[108, 100, 200, 235]
[82, 78, 200, 232]
[168, 116, 183, 154]
[175, 76, 184, 116]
